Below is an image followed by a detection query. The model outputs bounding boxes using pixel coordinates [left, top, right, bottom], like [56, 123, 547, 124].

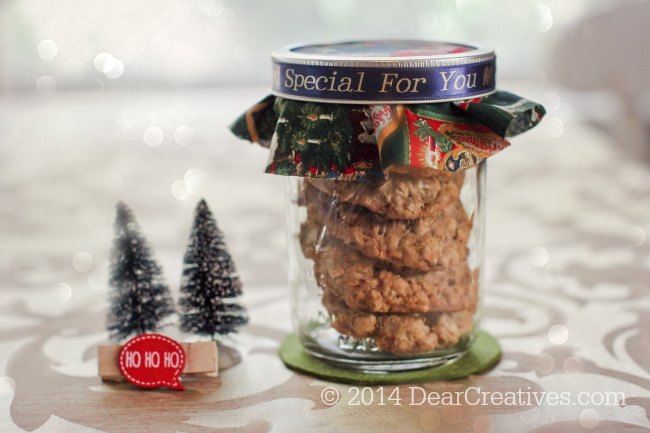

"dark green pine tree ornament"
[106, 202, 176, 341]
[179, 199, 248, 339]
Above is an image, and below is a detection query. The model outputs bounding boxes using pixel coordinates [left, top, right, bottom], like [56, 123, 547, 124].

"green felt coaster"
[279, 331, 501, 385]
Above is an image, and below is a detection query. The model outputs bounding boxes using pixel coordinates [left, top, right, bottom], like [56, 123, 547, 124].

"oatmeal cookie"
[313, 239, 478, 313]
[322, 292, 475, 354]
[299, 219, 322, 260]
[304, 185, 472, 271]
[306, 169, 464, 220]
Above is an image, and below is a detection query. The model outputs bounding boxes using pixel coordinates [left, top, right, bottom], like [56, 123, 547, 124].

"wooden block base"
[98, 341, 218, 381]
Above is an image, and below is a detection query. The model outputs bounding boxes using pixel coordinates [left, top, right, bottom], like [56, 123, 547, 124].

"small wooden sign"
[98, 338, 218, 385]
[118, 334, 186, 390]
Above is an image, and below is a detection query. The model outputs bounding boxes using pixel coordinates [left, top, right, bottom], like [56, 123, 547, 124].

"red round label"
[118, 334, 186, 390]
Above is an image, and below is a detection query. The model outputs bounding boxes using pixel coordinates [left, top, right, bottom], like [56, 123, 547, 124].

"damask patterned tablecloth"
[0, 87, 649, 433]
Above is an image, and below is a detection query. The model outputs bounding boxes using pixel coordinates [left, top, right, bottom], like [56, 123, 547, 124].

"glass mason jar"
[287, 162, 486, 372]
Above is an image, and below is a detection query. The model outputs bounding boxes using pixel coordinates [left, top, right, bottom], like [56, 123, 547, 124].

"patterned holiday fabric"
[230, 92, 545, 179]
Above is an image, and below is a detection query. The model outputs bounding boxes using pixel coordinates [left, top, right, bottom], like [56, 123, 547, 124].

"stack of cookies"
[299, 168, 478, 355]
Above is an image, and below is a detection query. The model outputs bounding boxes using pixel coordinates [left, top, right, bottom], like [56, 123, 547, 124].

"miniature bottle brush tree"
[179, 199, 248, 339]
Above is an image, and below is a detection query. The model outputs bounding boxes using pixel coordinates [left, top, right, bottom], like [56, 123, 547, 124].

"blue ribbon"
[271, 58, 496, 104]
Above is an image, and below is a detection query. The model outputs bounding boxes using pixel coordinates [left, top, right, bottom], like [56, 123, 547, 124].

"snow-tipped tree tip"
[115, 202, 135, 224]
[196, 199, 209, 210]
[195, 199, 215, 218]
[116, 201, 130, 213]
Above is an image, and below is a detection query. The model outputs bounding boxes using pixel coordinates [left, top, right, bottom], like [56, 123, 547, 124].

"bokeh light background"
[0, 2, 649, 431]
[0, 0, 648, 315]
[0, 0, 635, 88]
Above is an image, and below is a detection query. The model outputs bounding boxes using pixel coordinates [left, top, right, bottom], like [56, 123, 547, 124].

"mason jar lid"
[271, 40, 496, 104]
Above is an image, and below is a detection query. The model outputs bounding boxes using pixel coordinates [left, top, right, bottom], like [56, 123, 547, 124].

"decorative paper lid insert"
[271, 40, 496, 104]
